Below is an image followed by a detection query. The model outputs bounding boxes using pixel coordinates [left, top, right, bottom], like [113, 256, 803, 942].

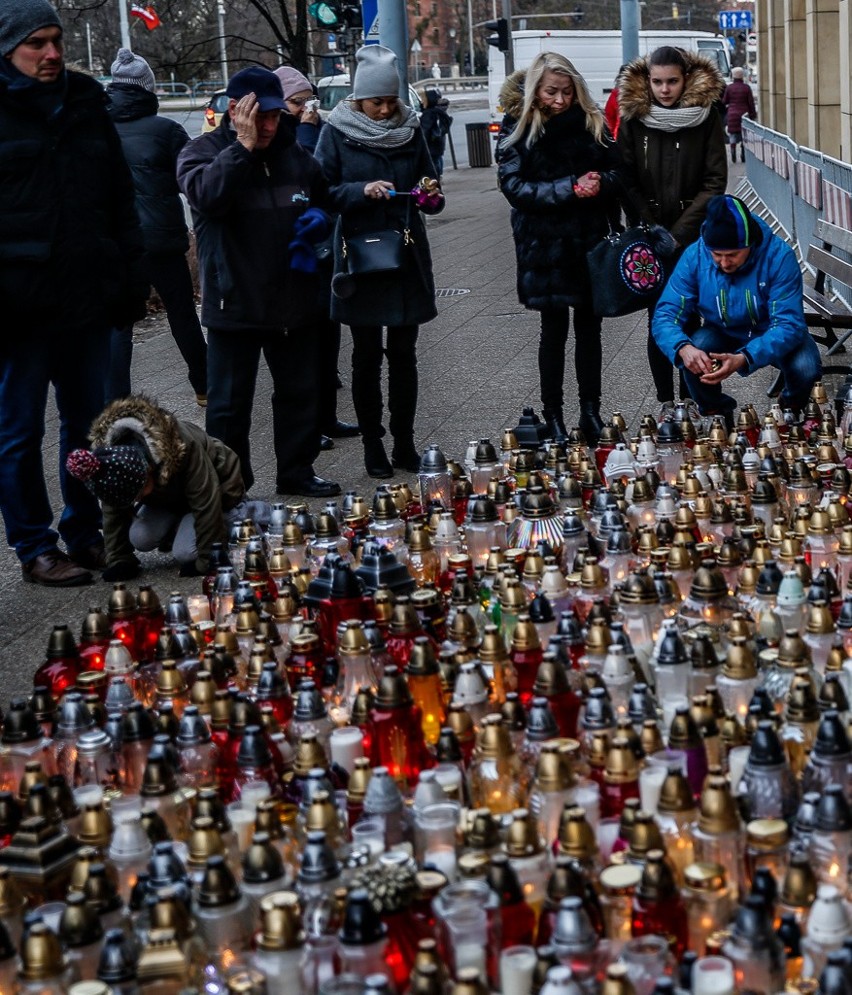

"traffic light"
[485, 17, 510, 53]
[342, 3, 362, 29]
[309, 1, 341, 28]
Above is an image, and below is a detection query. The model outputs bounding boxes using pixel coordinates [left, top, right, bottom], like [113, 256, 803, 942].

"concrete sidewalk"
[0, 154, 795, 697]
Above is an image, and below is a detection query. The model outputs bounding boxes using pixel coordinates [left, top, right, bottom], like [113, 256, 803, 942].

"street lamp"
[217, 0, 228, 86]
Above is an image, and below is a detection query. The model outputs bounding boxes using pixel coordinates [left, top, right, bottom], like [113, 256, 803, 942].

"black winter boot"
[542, 409, 568, 444]
[578, 400, 605, 446]
[740, 144, 746, 163]
[364, 437, 393, 479]
[392, 439, 421, 473]
[730, 145, 736, 163]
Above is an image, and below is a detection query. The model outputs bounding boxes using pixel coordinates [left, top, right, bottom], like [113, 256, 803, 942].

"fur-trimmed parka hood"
[89, 395, 187, 487]
[499, 68, 528, 121]
[617, 52, 724, 121]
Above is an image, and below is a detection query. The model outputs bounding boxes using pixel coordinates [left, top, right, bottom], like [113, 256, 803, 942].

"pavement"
[0, 150, 815, 702]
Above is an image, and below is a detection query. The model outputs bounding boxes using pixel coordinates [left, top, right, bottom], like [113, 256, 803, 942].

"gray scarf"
[328, 97, 419, 148]
[641, 104, 711, 133]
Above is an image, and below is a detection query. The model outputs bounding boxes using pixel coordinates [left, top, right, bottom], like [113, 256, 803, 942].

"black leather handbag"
[341, 195, 412, 276]
[586, 222, 672, 318]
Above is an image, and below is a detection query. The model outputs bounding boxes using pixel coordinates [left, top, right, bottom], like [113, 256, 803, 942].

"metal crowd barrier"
[742, 119, 852, 307]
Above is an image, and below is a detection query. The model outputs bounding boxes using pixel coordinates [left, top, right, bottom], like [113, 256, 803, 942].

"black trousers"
[349, 324, 418, 443]
[206, 325, 320, 492]
[539, 304, 602, 412]
[107, 250, 207, 401]
[317, 318, 342, 433]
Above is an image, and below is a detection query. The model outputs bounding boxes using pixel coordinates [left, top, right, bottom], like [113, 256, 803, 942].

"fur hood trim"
[89, 395, 187, 487]
[499, 68, 528, 121]
[617, 52, 724, 121]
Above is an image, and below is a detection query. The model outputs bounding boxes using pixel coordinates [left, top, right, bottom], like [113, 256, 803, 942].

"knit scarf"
[640, 104, 711, 133]
[327, 98, 419, 148]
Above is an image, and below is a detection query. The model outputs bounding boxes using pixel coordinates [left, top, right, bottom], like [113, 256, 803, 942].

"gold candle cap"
[0, 866, 26, 917]
[337, 620, 370, 655]
[778, 630, 812, 668]
[476, 714, 513, 759]
[719, 711, 747, 749]
[499, 577, 528, 611]
[585, 619, 612, 655]
[639, 719, 664, 756]
[347, 758, 373, 803]
[258, 890, 304, 951]
[657, 770, 695, 814]
[504, 808, 542, 857]
[668, 707, 702, 750]
[187, 816, 225, 868]
[627, 811, 665, 859]
[452, 967, 490, 995]
[20, 921, 65, 980]
[746, 818, 789, 848]
[722, 637, 757, 679]
[293, 733, 329, 776]
[602, 962, 637, 995]
[535, 744, 571, 793]
[806, 600, 835, 635]
[478, 624, 509, 664]
[77, 801, 113, 848]
[781, 853, 818, 908]
[683, 861, 726, 892]
[136, 928, 189, 984]
[637, 849, 677, 900]
[604, 737, 639, 784]
[785, 675, 820, 724]
[698, 775, 740, 834]
[558, 806, 596, 860]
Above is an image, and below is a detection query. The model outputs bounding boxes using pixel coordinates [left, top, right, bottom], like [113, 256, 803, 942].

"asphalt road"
[160, 102, 491, 169]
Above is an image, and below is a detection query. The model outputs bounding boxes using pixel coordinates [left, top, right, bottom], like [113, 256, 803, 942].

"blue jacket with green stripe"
[652, 217, 808, 373]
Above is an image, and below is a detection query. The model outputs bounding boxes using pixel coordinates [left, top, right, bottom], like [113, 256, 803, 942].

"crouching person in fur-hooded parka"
[496, 52, 622, 446]
[66, 396, 247, 580]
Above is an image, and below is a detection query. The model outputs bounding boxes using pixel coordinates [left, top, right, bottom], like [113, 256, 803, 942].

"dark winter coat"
[90, 395, 244, 574]
[722, 79, 756, 136]
[495, 70, 622, 312]
[107, 83, 190, 255]
[176, 113, 330, 332]
[0, 67, 145, 333]
[314, 118, 440, 327]
[420, 90, 452, 159]
[617, 53, 727, 247]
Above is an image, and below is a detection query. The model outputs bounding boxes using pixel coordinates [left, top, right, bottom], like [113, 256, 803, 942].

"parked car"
[202, 90, 229, 133]
[316, 74, 423, 119]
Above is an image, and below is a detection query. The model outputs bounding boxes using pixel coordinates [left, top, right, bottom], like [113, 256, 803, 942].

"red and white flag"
[130, 4, 161, 29]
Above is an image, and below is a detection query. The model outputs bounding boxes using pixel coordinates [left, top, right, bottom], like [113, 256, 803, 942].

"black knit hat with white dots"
[66, 446, 150, 507]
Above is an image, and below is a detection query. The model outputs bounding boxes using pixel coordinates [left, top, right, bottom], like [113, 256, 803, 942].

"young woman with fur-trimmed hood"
[496, 52, 622, 446]
[616, 46, 727, 408]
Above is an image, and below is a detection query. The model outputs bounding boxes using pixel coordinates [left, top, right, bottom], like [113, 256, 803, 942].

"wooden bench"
[768, 219, 852, 394]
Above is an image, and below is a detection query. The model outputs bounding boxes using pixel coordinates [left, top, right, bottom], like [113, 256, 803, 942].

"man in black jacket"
[0, 0, 145, 586]
[106, 48, 207, 404]
[177, 66, 340, 498]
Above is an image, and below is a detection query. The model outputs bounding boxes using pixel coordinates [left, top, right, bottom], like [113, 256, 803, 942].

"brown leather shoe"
[22, 549, 93, 587]
[69, 542, 107, 570]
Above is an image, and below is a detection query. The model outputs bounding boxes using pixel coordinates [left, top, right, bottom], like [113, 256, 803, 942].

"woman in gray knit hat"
[315, 45, 444, 479]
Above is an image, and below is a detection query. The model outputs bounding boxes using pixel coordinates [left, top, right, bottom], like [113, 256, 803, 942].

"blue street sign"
[361, 0, 379, 42]
[718, 9, 752, 30]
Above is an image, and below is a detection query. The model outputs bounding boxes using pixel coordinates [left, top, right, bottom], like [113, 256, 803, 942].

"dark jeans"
[682, 327, 822, 413]
[107, 251, 207, 401]
[539, 304, 602, 411]
[0, 326, 107, 563]
[350, 324, 418, 443]
[206, 325, 320, 491]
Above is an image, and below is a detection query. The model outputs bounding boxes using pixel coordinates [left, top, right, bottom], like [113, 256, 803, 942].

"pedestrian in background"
[106, 48, 208, 406]
[0, 0, 146, 587]
[275, 64, 360, 452]
[178, 66, 340, 498]
[420, 87, 452, 179]
[315, 45, 444, 479]
[617, 46, 727, 416]
[496, 52, 622, 445]
[722, 66, 756, 163]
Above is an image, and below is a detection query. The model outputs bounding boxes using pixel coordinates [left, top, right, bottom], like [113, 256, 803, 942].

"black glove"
[102, 558, 140, 581]
[179, 560, 204, 578]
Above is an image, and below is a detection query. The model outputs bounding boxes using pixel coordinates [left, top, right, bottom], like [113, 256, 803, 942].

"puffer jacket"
[90, 395, 244, 573]
[107, 83, 190, 254]
[653, 218, 809, 372]
[0, 67, 145, 332]
[177, 113, 330, 332]
[496, 69, 622, 311]
[315, 113, 441, 327]
[617, 53, 727, 247]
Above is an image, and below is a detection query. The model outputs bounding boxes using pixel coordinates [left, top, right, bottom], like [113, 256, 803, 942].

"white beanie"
[111, 47, 156, 92]
[352, 45, 400, 100]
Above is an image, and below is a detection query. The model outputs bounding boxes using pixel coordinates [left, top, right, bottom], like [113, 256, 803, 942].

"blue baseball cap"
[226, 66, 286, 112]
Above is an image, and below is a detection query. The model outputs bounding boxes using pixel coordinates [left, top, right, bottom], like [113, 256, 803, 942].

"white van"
[488, 29, 730, 128]
[317, 74, 423, 119]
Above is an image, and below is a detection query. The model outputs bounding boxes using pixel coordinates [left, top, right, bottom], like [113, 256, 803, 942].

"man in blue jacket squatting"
[652, 194, 822, 423]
